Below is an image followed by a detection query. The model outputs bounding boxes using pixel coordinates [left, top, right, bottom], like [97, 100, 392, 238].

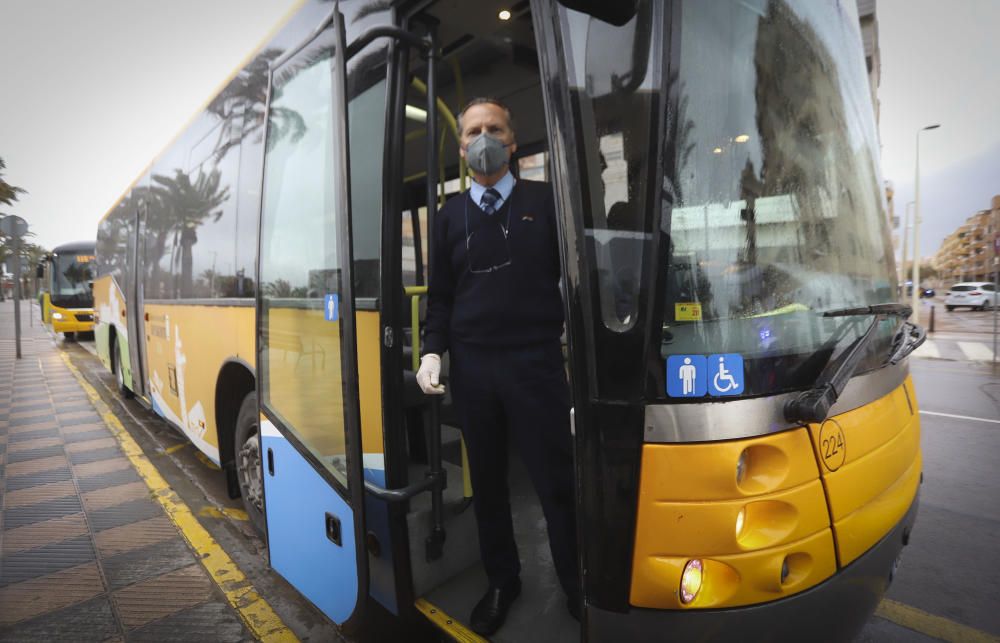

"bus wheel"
[112, 338, 134, 399]
[64, 332, 76, 341]
[235, 392, 266, 535]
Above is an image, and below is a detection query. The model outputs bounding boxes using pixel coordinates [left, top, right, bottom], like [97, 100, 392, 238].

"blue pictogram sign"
[707, 354, 744, 396]
[324, 293, 339, 322]
[666, 355, 707, 398]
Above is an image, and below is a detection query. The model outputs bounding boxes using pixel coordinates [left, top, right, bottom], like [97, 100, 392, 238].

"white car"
[944, 282, 998, 311]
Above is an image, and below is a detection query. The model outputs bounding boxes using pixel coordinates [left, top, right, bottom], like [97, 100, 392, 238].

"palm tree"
[151, 168, 231, 298]
[0, 157, 27, 206]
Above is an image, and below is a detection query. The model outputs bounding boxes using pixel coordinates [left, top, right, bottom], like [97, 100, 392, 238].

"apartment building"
[934, 195, 1000, 284]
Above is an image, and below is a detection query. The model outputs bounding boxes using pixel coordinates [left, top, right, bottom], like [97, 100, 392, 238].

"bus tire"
[235, 392, 266, 535]
[112, 337, 134, 399]
[64, 332, 76, 341]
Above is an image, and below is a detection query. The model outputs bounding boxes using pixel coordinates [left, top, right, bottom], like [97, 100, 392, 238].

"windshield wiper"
[784, 304, 922, 424]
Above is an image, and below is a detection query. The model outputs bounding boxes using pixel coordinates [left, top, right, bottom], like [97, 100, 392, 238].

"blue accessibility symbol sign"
[324, 293, 339, 322]
[666, 355, 707, 398]
[707, 354, 744, 396]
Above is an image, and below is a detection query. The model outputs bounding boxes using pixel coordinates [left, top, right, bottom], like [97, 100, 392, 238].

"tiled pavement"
[0, 311, 253, 641]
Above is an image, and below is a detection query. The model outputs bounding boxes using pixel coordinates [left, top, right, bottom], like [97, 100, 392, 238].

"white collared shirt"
[469, 170, 516, 214]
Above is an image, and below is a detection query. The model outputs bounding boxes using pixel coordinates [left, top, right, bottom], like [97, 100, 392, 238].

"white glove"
[416, 353, 446, 395]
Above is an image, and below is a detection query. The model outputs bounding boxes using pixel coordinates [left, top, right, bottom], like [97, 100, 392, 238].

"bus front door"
[255, 8, 368, 629]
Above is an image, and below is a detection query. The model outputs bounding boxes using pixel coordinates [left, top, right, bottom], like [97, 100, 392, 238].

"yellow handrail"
[404, 284, 472, 499]
[404, 286, 428, 371]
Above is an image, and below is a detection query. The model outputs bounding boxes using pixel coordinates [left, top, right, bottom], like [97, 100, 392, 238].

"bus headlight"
[52, 312, 64, 320]
[680, 559, 703, 604]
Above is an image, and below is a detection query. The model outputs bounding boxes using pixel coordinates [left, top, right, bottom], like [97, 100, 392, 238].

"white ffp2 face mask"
[465, 133, 510, 175]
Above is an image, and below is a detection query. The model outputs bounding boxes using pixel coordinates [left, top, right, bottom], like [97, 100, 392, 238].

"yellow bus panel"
[631, 428, 836, 609]
[833, 453, 922, 565]
[631, 529, 837, 609]
[633, 480, 830, 556]
[635, 427, 820, 502]
[806, 379, 921, 566]
[144, 304, 255, 462]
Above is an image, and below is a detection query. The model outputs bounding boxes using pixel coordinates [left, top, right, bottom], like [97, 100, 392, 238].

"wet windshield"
[51, 252, 95, 308]
[658, 0, 897, 397]
[549, 0, 898, 400]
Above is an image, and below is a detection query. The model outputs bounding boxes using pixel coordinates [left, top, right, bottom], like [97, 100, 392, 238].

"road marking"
[958, 341, 995, 362]
[415, 598, 487, 643]
[920, 410, 1000, 425]
[199, 506, 250, 522]
[60, 353, 297, 643]
[913, 339, 940, 358]
[163, 443, 188, 454]
[876, 599, 1000, 643]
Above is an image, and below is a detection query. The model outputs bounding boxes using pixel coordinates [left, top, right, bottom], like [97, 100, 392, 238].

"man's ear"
[459, 144, 467, 160]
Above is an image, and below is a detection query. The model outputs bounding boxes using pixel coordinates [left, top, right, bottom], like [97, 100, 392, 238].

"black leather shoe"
[470, 579, 521, 636]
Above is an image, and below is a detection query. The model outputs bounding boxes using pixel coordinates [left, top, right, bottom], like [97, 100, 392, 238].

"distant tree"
[0, 157, 27, 206]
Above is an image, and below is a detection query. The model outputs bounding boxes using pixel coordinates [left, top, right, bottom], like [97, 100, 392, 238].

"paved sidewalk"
[0, 301, 253, 641]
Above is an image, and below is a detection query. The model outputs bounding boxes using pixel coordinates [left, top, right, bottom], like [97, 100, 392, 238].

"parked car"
[944, 282, 998, 311]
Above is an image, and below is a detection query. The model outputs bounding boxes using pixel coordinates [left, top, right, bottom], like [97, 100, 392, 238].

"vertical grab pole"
[423, 34, 446, 562]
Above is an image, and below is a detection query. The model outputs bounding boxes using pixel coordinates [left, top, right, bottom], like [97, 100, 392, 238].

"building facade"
[933, 195, 1000, 284]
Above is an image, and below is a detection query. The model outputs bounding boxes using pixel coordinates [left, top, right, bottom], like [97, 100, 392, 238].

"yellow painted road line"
[164, 443, 188, 454]
[877, 599, 1000, 643]
[199, 506, 250, 522]
[61, 353, 297, 642]
[415, 598, 487, 643]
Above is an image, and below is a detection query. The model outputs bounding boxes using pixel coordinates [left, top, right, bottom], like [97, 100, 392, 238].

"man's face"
[459, 103, 517, 165]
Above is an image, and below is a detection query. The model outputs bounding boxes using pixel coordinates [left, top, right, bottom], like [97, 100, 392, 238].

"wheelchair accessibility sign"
[666, 353, 744, 398]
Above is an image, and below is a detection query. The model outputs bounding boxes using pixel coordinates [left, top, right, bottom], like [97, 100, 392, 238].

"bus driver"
[417, 97, 580, 635]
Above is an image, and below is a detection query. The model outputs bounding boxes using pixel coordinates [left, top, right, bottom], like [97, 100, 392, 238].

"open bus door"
[255, 6, 368, 629]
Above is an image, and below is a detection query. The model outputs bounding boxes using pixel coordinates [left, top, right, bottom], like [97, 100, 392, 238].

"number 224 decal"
[818, 419, 847, 471]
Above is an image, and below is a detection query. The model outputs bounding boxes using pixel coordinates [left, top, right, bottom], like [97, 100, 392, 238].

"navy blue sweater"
[423, 179, 564, 355]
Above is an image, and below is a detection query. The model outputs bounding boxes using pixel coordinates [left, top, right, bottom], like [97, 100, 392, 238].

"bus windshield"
[51, 252, 95, 308]
[658, 0, 898, 397]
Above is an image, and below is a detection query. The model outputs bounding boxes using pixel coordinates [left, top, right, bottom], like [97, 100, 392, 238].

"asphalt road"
[22, 299, 999, 643]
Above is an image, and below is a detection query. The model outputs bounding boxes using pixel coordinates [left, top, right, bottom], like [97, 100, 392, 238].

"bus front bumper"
[51, 308, 95, 334]
[589, 494, 919, 643]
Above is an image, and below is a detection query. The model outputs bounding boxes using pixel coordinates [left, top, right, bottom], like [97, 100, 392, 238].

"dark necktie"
[480, 188, 502, 216]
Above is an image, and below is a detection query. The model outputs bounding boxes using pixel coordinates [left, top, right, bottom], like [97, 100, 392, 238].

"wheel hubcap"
[238, 431, 264, 512]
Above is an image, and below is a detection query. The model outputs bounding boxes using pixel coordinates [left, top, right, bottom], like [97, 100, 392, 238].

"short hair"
[457, 97, 516, 139]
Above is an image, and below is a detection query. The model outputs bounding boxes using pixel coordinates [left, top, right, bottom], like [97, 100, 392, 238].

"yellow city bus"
[93, 1, 924, 640]
[39, 240, 96, 339]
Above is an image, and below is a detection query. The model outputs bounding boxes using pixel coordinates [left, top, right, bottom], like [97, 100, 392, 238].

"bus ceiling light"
[735, 507, 746, 538]
[680, 559, 704, 604]
[405, 104, 427, 123]
[734, 134, 750, 143]
[712, 147, 723, 154]
[498, 9, 512, 20]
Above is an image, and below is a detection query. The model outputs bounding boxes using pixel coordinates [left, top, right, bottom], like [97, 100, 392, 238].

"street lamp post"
[900, 200, 914, 289]
[912, 124, 940, 326]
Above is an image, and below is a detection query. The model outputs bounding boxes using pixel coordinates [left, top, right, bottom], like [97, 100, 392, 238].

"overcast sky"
[1, 0, 998, 260]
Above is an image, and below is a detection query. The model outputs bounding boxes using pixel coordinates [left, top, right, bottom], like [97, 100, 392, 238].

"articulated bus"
[94, 1, 924, 640]
[39, 240, 96, 338]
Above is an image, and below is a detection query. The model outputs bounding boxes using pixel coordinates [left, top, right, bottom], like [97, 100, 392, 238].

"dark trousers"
[450, 340, 579, 598]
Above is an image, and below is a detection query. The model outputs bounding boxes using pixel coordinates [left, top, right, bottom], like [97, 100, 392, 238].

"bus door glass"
[256, 9, 367, 627]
